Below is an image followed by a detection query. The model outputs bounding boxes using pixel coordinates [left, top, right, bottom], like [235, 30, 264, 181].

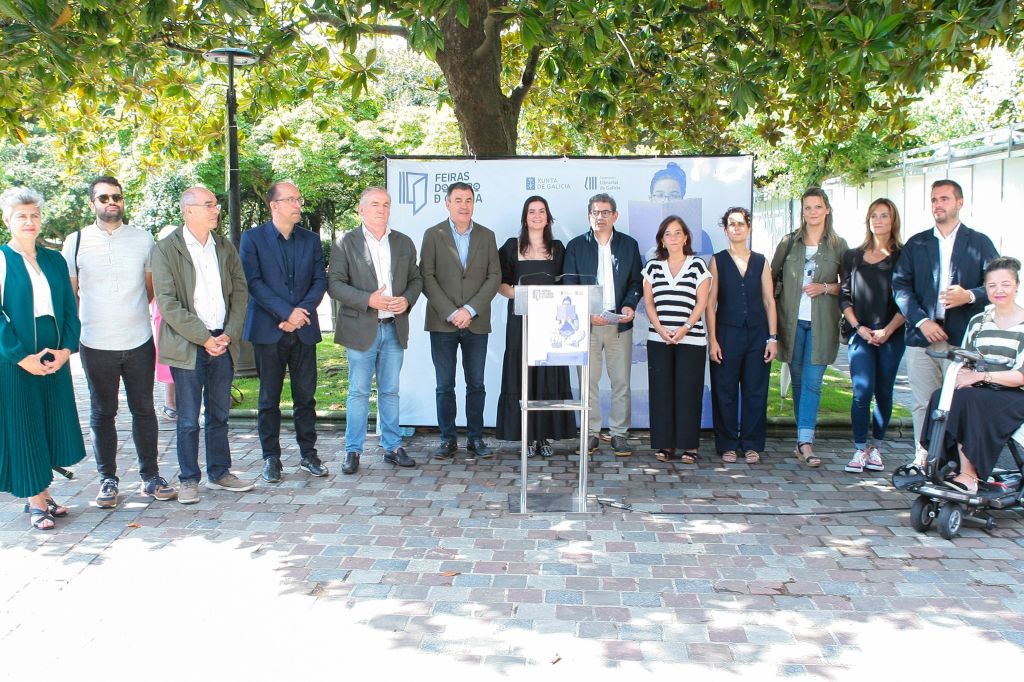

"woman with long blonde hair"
[771, 187, 848, 467]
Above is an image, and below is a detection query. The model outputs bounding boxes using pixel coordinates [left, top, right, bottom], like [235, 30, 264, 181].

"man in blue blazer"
[892, 179, 998, 461]
[240, 181, 328, 483]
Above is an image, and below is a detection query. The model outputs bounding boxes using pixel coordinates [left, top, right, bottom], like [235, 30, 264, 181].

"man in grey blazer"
[328, 187, 423, 474]
[420, 181, 501, 460]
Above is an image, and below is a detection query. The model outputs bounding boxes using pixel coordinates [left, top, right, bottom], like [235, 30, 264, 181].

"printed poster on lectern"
[526, 285, 590, 367]
[385, 156, 754, 430]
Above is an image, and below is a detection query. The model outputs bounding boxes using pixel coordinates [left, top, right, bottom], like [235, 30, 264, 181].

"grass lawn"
[232, 346, 909, 420]
[766, 360, 910, 419]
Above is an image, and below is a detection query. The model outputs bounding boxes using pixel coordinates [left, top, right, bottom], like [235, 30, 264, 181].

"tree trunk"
[435, 2, 519, 156]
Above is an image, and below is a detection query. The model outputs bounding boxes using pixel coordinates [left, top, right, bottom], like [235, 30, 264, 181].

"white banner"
[386, 156, 754, 429]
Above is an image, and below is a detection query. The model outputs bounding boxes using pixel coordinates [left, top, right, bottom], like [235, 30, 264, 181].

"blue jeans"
[790, 320, 828, 443]
[847, 330, 905, 449]
[170, 345, 234, 483]
[345, 322, 405, 453]
[430, 329, 488, 442]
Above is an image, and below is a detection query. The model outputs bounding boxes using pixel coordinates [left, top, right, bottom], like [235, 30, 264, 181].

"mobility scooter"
[892, 347, 1024, 539]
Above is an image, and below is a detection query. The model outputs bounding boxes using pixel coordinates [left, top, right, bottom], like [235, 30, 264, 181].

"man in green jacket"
[151, 186, 253, 504]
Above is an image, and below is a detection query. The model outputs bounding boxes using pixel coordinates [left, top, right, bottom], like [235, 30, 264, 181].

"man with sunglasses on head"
[61, 176, 177, 507]
[240, 181, 328, 483]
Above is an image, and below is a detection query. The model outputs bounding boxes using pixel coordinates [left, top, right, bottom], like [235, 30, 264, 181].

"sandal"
[794, 442, 821, 467]
[655, 448, 676, 462]
[679, 451, 698, 465]
[943, 475, 978, 495]
[721, 451, 737, 463]
[744, 450, 761, 464]
[23, 497, 69, 518]
[28, 506, 55, 531]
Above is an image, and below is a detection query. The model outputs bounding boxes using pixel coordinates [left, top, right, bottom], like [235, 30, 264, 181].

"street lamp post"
[203, 46, 258, 247]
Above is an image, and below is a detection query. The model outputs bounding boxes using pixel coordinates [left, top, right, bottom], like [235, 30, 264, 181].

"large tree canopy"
[2, 0, 1022, 160]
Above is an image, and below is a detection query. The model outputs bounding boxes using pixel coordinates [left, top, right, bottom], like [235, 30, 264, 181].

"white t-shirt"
[798, 245, 818, 322]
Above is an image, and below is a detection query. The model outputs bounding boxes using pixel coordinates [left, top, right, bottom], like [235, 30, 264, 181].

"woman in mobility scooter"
[926, 257, 1024, 494]
[897, 257, 1024, 538]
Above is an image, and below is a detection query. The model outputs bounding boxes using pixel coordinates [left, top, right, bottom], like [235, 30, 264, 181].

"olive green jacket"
[151, 227, 249, 370]
[770, 233, 848, 366]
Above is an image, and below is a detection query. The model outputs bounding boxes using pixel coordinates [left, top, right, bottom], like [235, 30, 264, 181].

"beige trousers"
[584, 324, 632, 437]
[905, 341, 951, 451]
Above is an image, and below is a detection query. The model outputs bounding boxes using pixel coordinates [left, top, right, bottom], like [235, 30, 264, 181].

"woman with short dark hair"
[707, 207, 777, 464]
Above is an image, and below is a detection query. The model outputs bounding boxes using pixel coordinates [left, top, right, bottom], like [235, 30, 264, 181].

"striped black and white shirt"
[963, 306, 1024, 385]
[642, 256, 711, 346]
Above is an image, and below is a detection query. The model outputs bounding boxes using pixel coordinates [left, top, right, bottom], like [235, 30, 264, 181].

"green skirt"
[0, 316, 86, 498]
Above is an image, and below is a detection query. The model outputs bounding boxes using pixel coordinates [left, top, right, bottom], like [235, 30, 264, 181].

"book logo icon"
[398, 172, 429, 215]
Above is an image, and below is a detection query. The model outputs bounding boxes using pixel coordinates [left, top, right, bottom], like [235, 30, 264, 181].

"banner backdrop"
[385, 156, 754, 430]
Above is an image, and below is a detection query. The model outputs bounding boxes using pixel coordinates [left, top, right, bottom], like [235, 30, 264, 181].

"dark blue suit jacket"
[240, 221, 327, 345]
[562, 227, 643, 332]
[892, 223, 998, 348]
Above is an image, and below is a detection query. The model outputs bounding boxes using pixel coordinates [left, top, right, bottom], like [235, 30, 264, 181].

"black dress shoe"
[433, 439, 457, 460]
[342, 451, 360, 475]
[262, 457, 283, 483]
[467, 439, 493, 458]
[384, 447, 416, 467]
[299, 456, 329, 477]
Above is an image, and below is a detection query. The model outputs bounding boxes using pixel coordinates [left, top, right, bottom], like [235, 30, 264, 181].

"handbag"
[772, 231, 797, 300]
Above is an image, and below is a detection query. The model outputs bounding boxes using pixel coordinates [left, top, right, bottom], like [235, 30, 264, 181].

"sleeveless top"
[713, 250, 768, 329]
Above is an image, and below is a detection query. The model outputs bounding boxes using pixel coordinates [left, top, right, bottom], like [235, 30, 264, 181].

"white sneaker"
[844, 449, 867, 473]
[864, 445, 884, 471]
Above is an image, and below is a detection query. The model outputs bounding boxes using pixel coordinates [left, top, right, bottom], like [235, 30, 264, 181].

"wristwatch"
[767, 334, 778, 343]
[682, 322, 692, 330]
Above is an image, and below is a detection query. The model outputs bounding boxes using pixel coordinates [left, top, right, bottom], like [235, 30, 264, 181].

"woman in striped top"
[642, 215, 711, 463]
[929, 257, 1024, 494]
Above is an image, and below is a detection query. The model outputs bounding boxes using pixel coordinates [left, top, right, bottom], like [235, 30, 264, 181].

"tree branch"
[509, 45, 541, 110]
[472, 11, 508, 61]
[304, 12, 408, 38]
[160, 35, 206, 57]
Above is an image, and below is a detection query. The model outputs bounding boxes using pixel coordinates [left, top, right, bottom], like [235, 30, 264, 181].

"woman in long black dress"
[495, 196, 575, 457]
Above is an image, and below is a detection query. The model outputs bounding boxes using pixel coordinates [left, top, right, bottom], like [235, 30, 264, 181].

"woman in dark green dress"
[0, 187, 86, 530]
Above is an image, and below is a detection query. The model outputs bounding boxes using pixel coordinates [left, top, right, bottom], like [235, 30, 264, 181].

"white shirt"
[183, 228, 226, 330]
[362, 224, 393, 320]
[798, 245, 818, 321]
[934, 223, 960, 320]
[62, 223, 154, 350]
[14, 250, 55, 318]
[596, 237, 616, 311]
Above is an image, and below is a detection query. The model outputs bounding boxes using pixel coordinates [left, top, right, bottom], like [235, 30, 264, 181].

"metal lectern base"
[508, 492, 600, 514]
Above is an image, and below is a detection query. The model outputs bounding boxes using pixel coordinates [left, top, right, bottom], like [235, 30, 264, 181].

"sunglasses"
[95, 193, 124, 204]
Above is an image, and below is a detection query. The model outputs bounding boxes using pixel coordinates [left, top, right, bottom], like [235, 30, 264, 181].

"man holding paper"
[562, 193, 643, 456]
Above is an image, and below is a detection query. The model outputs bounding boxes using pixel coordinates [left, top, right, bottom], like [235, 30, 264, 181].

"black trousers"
[80, 338, 160, 482]
[647, 341, 706, 450]
[709, 323, 770, 454]
[253, 333, 318, 461]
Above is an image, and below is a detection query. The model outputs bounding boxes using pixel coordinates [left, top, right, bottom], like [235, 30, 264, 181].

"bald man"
[151, 186, 253, 504]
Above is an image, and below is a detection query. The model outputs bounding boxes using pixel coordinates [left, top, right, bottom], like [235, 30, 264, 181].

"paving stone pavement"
[1, 358, 1022, 680]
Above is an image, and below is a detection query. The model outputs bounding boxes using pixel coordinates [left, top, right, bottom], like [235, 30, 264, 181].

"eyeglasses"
[186, 202, 221, 211]
[590, 209, 614, 218]
[273, 196, 304, 206]
[651, 192, 683, 201]
[95, 194, 123, 204]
